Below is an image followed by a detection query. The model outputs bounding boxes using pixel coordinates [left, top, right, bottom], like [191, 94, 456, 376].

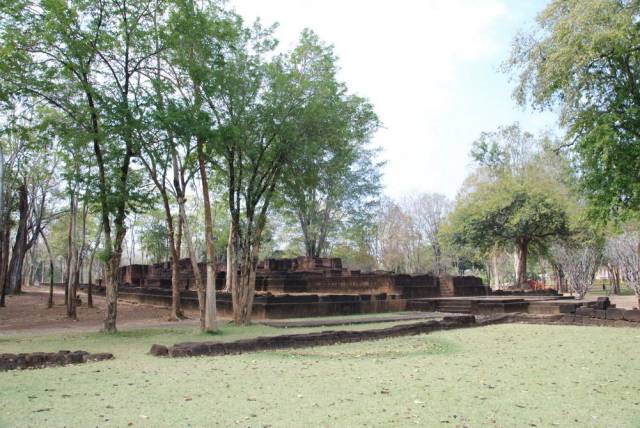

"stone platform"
[93, 256, 491, 319]
[408, 295, 598, 315]
[114, 286, 409, 319]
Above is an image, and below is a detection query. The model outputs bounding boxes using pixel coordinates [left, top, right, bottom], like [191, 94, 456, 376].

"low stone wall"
[150, 310, 640, 360]
[150, 315, 477, 358]
[110, 286, 410, 319]
[0, 351, 113, 371]
[568, 306, 640, 323]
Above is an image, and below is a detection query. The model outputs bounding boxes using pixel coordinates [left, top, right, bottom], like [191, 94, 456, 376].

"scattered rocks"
[0, 351, 113, 372]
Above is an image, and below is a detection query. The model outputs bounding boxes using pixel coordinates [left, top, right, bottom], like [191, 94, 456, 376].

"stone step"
[437, 302, 473, 314]
[437, 301, 473, 307]
[438, 307, 472, 314]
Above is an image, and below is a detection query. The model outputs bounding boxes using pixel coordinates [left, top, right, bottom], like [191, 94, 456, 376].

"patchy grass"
[590, 280, 636, 296]
[1, 323, 640, 427]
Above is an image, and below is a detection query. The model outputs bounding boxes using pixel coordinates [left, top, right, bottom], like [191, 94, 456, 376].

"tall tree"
[214, 29, 366, 324]
[606, 225, 640, 307]
[445, 177, 570, 288]
[2, 0, 164, 332]
[508, 0, 640, 221]
[278, 87, 381, 258]
[163, 0, 232, 331]
[403, 193, 452, 274]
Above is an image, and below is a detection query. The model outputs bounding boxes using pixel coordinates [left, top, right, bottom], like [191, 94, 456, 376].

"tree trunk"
[66, 192, 78, 320]
[0, 224, 9, 306]
[228, 217, 240, 314]
[225, 228, 233, 292]
[490, 246, 501, 289]
[64, 204, 74, 308]
[154, 183, 182, 320]
[169, 250, 183, 320]
[87, 223, 103, 309]
[87, 267, 93, 308]
[234, 245, 257, 325]
[40, 230, 55, 308]
[7, 184, 29, 295]
[103, 254, 121, 332]
[23, 251, 33, 289]
[101, 200, 128, 333]
[0, 146, 4, 305]
[514, 239, 528, 288]
[162, 197, 182, 320]
[231, 182, 275, 325]
[178, 198, 206, 330]
[198, 141, 217, 332]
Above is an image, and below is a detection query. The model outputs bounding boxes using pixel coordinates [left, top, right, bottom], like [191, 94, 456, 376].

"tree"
[0, 111, 56, 301]
[606, 226, 640, 307]
[507, 0, 640, 221]
[552, 243, 602, 299]
[2, 0, 165, 332]
[445, 177, 570, 288]
[278, 87, 381, 258]
[403, 193, 452, 274]
[163, 0, 234, 331]
[371, 198, 416, 273]
[168, 17, 362, 324]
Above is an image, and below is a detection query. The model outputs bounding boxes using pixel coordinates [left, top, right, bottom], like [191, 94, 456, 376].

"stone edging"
[150, 315, 478, 357]
[0, 351, 114, 372]
[150, 312, 639, 359]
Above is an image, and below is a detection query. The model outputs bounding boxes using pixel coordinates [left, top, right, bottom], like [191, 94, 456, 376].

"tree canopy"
[508, 0, 640, 222]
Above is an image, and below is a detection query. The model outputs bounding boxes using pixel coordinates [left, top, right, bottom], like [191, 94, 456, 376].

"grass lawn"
[1, 323, 639, 427]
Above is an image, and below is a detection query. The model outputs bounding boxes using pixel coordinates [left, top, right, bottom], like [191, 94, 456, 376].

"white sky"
[230, 0, 558, 199]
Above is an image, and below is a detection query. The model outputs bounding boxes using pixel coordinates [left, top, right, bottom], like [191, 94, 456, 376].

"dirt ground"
[600, 294, 639, 310]
[2, 286, 637, 335]
[0, 286, 200, 335]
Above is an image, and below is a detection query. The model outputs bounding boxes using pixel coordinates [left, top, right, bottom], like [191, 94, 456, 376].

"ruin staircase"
[439, 276, 455, 297]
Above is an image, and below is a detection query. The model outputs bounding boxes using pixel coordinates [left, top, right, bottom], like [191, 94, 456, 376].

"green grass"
[1, 323, 640, 427]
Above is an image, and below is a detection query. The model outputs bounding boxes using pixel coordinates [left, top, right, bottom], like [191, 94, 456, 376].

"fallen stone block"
[623, 310, 640, 323]
[149, 344, 168, 357]
[0, 350, 113, 371]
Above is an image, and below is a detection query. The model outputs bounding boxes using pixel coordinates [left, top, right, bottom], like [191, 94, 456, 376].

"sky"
[230, 0, 558, 200]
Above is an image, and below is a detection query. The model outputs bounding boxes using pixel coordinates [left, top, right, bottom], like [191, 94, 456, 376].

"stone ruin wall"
[115, 256, 486, 297]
